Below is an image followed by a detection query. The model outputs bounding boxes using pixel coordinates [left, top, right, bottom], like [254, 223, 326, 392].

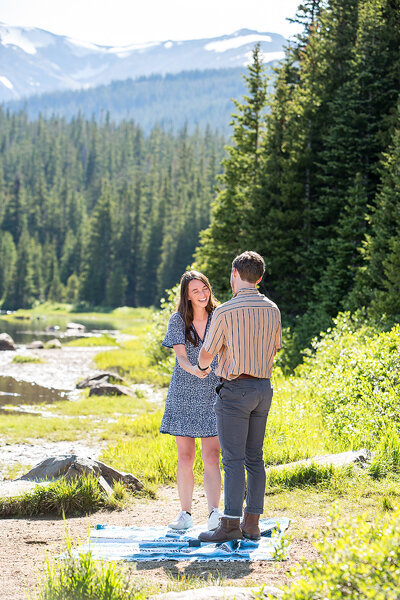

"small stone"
[27, 341, 44, 349]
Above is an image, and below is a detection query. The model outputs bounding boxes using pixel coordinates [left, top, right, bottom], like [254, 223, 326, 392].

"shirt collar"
[233, 287, 259, 298]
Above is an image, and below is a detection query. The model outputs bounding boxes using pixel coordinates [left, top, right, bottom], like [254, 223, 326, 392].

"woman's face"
[187, 279, 210, 309]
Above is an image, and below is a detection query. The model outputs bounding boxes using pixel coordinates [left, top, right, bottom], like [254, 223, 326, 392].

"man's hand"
[192, 365, 211, 378]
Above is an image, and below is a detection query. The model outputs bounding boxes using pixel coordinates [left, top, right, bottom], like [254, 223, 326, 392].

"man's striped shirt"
[203, 287, 281, 380]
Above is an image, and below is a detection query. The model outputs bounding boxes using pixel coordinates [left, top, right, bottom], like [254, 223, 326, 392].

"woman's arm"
[173, 344, 210, 378]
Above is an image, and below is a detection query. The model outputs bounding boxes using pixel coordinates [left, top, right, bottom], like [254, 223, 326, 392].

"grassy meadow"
[2, 304, 400, 598]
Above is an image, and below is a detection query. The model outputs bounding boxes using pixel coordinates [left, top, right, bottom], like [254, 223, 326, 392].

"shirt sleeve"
[275, 315, 282, 350]
[203, 309, 225, 356]
[162, 313, 186, 348]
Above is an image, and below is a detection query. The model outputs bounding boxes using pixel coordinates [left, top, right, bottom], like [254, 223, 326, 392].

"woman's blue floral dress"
[160, 311, 219, 437]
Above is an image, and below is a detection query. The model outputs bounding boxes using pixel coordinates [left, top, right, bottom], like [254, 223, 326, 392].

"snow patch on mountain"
[244, 50, 285, 64]
[205, 33, 272, 53]
[0, 24, 38, 54]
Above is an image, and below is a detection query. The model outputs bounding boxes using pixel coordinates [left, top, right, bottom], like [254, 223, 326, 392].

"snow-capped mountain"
[0, 23, 286, 102]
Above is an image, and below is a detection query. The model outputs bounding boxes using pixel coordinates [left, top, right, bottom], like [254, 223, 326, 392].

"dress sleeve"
[162, 313, 186, 348]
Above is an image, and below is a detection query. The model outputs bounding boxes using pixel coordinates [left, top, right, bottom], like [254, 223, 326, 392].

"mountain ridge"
[0, 23, 286, 102]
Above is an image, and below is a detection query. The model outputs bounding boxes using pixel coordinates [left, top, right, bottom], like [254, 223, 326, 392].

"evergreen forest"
[0, 113, 225, 309]
[196, 0, 400, 363]
[1, 0, 400, 367]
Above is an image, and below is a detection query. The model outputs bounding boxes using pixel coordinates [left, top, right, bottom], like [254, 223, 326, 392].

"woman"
[161, 270, 221, 531]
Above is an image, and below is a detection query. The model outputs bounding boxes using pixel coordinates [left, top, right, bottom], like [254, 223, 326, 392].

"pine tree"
[79, 180, 114, 305]
[353, 109, 400, 319]
[195, 44, 268, 297]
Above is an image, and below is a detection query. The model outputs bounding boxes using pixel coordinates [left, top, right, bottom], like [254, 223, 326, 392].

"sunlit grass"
[0, 474, 125, 518]
[12, 355, 44, 363]
[49, 390, 153, 417]
[95, 322, 170, 387]
[64, 335, 118, 347]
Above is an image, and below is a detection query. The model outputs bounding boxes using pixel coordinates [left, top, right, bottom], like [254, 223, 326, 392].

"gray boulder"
[27, 340, 44, 349]
[19, 454, 143, 492]
[89, 382, 134, 397]
[77, 372, 125, 389]
[0, 333, 16, 351]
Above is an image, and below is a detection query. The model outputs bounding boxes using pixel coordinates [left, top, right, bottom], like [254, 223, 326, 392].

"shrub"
[272, 508, 400, 599]
[296, 313, 400, 449]
[145, 284, 179, 378]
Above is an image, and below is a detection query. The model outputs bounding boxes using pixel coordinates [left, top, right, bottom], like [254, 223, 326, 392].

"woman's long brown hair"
[177, 271, 218, 346]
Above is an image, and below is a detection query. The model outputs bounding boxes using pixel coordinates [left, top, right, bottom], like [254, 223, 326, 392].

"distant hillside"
[0, 24, 285, 101]
[5, 67, 275, 133]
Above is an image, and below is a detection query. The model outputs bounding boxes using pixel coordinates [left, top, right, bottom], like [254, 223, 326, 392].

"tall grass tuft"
[368, 425, 400, 480]
[265, 462, 337, 491]
[0, 474, 123, 518]
[36, 533, 143, 600]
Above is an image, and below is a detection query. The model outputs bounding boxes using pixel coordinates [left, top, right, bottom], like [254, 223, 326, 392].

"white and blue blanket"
[79, 518, 290, 562]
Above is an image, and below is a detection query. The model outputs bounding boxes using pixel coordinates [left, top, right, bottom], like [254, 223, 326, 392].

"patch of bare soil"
[0, 486, 318, 600]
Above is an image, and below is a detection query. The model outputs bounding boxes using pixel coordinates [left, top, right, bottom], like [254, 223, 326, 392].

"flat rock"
[18, 454, 143, 490]
[77, 372, 125, 389]
[66, 322, 86, 330]
[149, 586, 283, 600]
[89, 383, 134, 396]
[0, 333, 16, 351]
[27, 341, 44, 349]
[267, 449, 373, 473]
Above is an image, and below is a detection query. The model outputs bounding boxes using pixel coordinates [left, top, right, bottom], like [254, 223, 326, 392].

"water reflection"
[0, 314, 118, 344]
[0, 376, 67, 408]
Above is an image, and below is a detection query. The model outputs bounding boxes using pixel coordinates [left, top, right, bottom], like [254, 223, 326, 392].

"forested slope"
[0, 113, 225, 308]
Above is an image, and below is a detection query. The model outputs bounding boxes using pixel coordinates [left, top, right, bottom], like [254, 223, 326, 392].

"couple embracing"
[160, 251, 282, 543]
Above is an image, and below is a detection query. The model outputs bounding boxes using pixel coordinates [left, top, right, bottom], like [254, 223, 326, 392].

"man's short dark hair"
[232, 251, 265, 283]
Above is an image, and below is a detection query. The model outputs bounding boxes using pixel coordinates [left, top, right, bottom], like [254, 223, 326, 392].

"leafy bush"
[145, 284, 180, 378]
[273, 508, 400, 600]
[296, 313, 400, 449]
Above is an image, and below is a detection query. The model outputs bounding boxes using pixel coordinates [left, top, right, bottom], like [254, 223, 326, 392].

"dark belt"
[220, 374, 258, 382]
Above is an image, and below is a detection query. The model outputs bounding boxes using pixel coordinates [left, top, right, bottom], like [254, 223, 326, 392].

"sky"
[0, 0, 302, 46]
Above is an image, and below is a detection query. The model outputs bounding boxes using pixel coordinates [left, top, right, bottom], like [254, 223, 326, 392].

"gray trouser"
[215, 378, 273, 517]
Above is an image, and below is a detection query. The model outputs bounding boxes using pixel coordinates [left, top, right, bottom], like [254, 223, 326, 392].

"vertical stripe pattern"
[203, 288, 282, 380]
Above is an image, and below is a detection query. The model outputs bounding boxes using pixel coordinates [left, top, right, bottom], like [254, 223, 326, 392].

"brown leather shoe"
[241, 512, 261, 540]
[198, 517, 243, 542]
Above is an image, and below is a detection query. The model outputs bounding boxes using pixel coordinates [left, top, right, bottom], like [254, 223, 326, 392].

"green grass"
[275, 508, 400, 600]
[36, 532, 144, 600]
[95, 322, 170, 387]
[64, 335, 118, 347]
[0, 474, 130, 518]
[12, 355, 44, 363]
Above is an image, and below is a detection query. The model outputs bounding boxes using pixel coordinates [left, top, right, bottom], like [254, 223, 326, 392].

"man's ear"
[232, 268, 239, 278]
[256, 276, 262, 284]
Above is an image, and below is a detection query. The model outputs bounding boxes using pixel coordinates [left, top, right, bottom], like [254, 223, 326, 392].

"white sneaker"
[207, 507, 222, 530]
[168, 511, 193, 530]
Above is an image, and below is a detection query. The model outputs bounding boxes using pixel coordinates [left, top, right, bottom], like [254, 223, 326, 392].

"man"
[197, 251, 281, 543]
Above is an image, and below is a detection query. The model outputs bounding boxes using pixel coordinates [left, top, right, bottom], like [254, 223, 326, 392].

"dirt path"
[0, 485, 318, 600]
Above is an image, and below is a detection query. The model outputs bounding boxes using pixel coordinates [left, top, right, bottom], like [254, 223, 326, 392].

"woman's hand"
[192, 365, 211, 378]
